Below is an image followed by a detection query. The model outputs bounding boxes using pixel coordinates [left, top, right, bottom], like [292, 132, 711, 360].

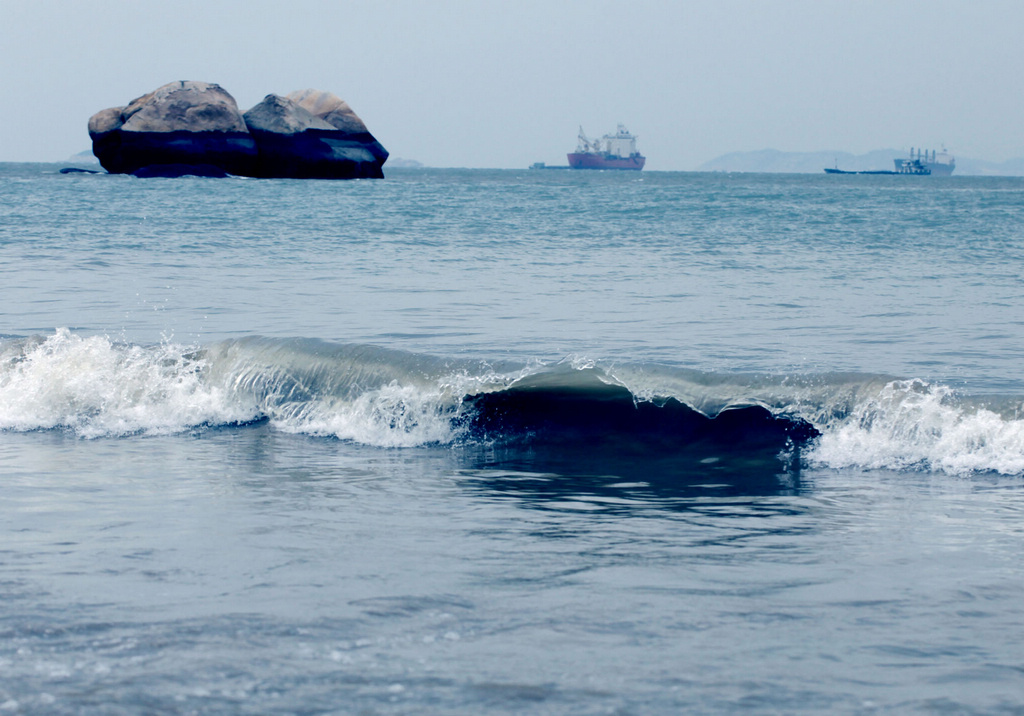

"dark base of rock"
[94, 129, 384, 179]
[59, 167, 102, 174]
[132, 164, 231, 178]
[92, 130, 257, 177]
[245, 130, 384, 179]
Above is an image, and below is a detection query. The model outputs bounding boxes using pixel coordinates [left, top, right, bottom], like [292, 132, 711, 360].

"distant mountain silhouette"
[387, 157, 425, 168]
[699, 149, 1024, 176]
[68, 149, 100, 165]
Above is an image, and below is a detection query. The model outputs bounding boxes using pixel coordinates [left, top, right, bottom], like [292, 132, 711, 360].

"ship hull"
[567, 153, 645, 170]
[825, 167, 930, 176]
[923, 162, 954, 176]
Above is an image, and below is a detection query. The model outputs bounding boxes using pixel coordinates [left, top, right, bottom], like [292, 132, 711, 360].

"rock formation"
[287, 89, 389, 167]
[88, 81, 257, 177]
[243, 93, 386, 179]
[88, 81, 388, 179]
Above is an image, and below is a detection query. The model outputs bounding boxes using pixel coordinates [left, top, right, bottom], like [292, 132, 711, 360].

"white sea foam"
[0, 329, 256, 437]
[271, 381, 464, 447]
[198, 338, 517, 447]
[0, 330, 489, 446]
[808, 379, 1024, 475]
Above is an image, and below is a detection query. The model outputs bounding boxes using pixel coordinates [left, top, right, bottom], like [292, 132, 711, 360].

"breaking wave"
[1, 330, 1023, 475]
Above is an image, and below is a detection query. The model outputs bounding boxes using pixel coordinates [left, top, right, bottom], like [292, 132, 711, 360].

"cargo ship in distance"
[824, 147, 955, 176]
[895, 147, 955, 176]
[567, 125, 645, 170]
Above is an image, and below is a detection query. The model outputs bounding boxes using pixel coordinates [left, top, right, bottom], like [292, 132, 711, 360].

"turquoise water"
[1, 164, 1023, 713]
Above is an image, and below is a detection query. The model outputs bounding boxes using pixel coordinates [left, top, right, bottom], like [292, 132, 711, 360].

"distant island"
[386, 158, 425, 168]
[699, 149, 1024, 177]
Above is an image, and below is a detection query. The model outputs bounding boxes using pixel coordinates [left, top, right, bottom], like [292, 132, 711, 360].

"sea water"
[1, 164, 1023, 714]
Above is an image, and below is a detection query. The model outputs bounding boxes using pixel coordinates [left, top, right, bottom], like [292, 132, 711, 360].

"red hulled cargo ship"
[567, 124, 645, 170]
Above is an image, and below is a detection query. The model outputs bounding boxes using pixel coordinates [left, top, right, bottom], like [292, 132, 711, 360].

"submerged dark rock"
[467, 381, 819, 453]
[462, 377, 820, 482]
[88, 81, 387, 179]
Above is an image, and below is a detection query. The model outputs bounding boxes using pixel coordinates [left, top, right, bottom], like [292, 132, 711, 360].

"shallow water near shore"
[2, 164, 1024, 713]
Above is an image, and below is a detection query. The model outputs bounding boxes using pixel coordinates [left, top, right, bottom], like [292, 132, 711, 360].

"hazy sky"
[2, 0, 1022, 169]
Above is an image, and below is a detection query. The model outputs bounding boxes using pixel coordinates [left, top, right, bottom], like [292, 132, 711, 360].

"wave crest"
[2, 331, 1023, 475]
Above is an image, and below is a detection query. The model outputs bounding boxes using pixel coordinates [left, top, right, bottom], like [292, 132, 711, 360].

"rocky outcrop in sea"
[88, 81, 388, 179]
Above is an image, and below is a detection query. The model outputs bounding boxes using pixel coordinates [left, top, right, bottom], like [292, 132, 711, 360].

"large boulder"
[242, 93, 386, 179]
[88, 81, 257, 177]
[87, 82, 388, 179]
[287, 89, 389, 167]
